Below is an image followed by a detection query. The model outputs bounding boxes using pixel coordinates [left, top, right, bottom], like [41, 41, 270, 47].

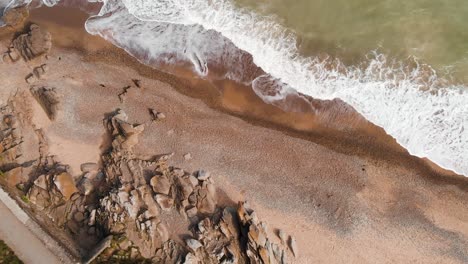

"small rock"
[74, 212, 85, 222]
[155, 194, 174, 211]
[80, 162, 99, 173]
[188, 176, 199, 187]
[150, 176, 171, 195]
[196, 170, 210, 181]
[186, 207, 198, 218]
[183, 153, 192, 160]
[88, 209, 96, 226]
[186, 238, 203, 251]
[33, 175, 48, 190]
[183, 252, 198, 264]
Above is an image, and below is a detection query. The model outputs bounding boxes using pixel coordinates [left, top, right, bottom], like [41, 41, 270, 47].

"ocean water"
[2, 0, 467, 177]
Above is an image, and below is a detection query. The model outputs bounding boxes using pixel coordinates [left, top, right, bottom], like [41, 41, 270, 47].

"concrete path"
[0, 189, 76, 264]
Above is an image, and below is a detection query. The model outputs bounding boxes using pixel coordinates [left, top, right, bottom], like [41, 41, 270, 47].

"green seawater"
[234, 0, 468, 83]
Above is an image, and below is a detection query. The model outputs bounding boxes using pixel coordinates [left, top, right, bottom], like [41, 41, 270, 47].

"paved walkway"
[0, 189, 75, 264]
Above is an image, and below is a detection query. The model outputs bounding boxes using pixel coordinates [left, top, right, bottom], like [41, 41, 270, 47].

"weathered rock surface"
[2, 6, 29, 28]
[30, 86, 60, 120]
[11, 24, 52, 61]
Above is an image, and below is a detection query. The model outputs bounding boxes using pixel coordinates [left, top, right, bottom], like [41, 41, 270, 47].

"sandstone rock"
[12, 24, 52, 61]
[53, 172, 78, 200]
[150, 176, 171, 195]
[33, 174, 48, 190]
[155, 194, 173, 211]
[80, 162, 99, 173]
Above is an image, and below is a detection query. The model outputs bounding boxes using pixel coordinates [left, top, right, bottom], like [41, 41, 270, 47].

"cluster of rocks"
[0, 100, 297, 263]
[93, 110, 294, 263]
[182, 202, 289, 264]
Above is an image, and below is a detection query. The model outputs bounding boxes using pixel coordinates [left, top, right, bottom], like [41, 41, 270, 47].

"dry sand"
[0, 5, 466, 264]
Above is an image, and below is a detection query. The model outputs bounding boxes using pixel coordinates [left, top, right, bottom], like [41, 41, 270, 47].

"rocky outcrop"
[9, 24, 52, 62]
[93, 110, 291, 263]
[30, 86, 60, 120]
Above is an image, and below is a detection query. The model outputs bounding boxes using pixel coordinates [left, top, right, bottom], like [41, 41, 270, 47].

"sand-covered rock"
[2, 6, 29, 28]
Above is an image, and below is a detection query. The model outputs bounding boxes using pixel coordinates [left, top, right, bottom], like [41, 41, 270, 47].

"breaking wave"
[2, 0, 467, 176]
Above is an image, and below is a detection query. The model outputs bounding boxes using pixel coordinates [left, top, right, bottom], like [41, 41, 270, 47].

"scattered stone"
[149, 109, 166, 121]
[183, 153, 192, 161]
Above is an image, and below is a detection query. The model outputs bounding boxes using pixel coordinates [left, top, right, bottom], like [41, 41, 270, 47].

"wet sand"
[0, 5, 467, 264]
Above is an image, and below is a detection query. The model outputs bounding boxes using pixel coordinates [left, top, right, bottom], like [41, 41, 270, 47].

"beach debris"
[30, 86, 61, 120]
[149, 108, 166, 121]
[11, 24, 52, 61]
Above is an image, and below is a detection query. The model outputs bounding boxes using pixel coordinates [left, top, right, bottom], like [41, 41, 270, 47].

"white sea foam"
[3, 0, 468, 176]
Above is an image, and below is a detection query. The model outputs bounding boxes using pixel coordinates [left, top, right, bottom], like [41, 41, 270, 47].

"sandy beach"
[0, 5, 466, 264]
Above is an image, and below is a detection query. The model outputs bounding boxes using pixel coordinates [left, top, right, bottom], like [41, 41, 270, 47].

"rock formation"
[10, 24, 52, 62]
[30, 86, 60, 120]
[0, 102, 294, 263]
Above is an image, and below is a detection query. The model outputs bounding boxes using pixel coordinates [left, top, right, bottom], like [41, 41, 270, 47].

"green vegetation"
[0, 240, 23, 264]
[20, 195, 29, 203]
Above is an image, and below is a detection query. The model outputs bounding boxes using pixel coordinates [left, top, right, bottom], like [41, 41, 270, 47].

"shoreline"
[0, 4, 466, 264]
[31, 5, 464, 182]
